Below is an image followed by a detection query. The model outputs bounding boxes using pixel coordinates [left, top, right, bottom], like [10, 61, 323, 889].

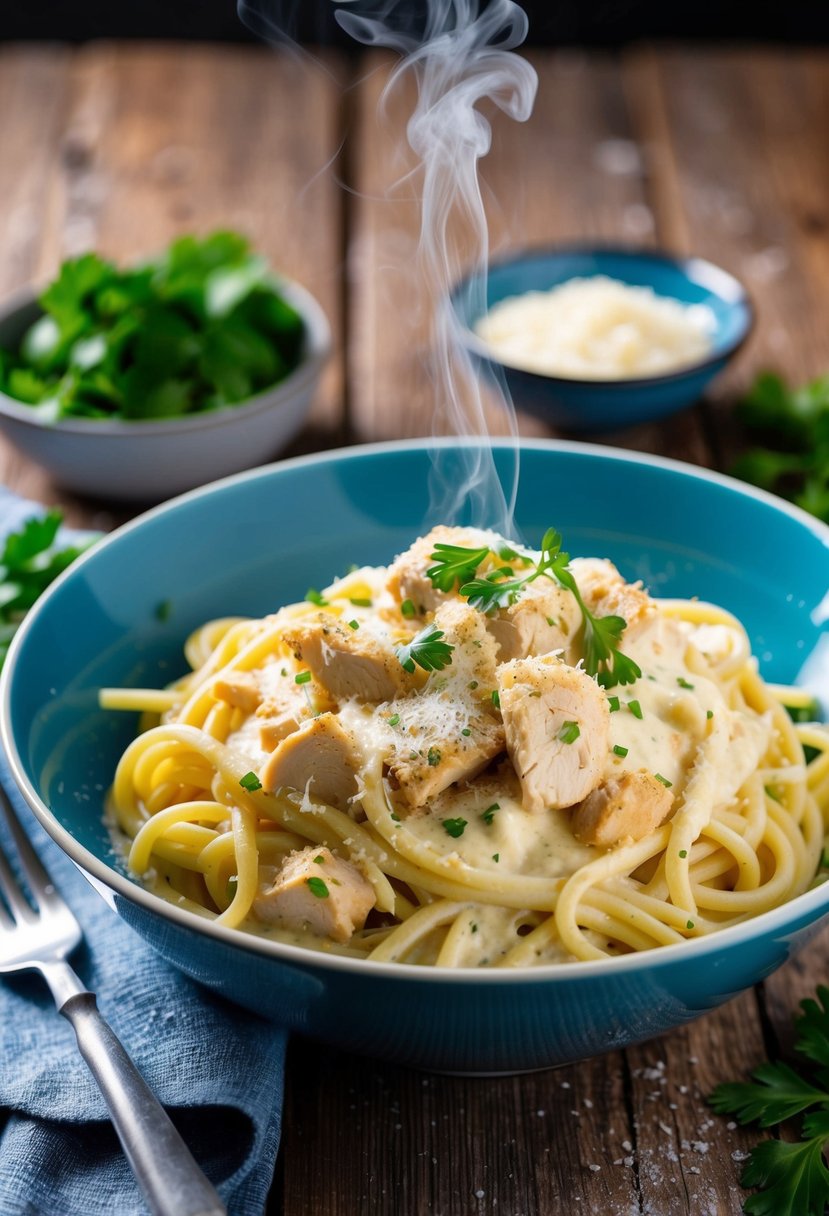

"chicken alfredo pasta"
[102, 527, 829, 967]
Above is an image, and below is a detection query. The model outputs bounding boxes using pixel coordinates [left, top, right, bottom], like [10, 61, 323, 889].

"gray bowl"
[0, 278, 331, 501]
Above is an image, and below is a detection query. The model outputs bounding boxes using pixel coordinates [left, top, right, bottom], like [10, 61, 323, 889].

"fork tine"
[0, 784, 60, 914]
[0, 839, 36, 923]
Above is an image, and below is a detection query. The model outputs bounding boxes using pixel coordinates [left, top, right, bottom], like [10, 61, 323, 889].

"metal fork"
[0, 784, 226, 1216]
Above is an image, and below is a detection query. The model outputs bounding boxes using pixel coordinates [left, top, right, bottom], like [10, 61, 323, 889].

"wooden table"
[1, 41, 828, 1214]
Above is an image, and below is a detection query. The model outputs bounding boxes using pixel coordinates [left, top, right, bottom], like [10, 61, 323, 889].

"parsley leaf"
[710, 986, 829, 1214]
[0, 511, 91, 670]
[710, 1062, 829, 1127]
[740, 1135, 829, 1216]
[445, 526, 641, 688]
[427, 543, 490, 592]
[732, 371, 829, 524]
[395, 624, 454, 674]
[0, 232, 304, 422]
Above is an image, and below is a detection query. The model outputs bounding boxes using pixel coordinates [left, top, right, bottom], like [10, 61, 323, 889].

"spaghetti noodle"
[101, 527, 829, 968]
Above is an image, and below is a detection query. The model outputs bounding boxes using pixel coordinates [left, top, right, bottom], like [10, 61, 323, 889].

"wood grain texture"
[347, 49, 711, 463]
[0, 43, 826, 1216]
[0, 44, 346, 522]
[623, 47, 829, 465]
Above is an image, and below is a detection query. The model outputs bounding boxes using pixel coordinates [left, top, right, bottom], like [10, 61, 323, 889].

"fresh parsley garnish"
[305, 876, 329, 899]
[0, 510, 91, 670]
[731, 371, 829, 523]
[481, 803, 499, 825]
[427, 747, 442, 767]
[305, 588, 327, 606]
[434, 528, 640, 689]
[395, 624, 454, 674]
[441, 817, 467, 838]
[426, 543, 490, 592]
[0, 233, 304, 421]
[239, 771, 262, 792]
[558, 721, 581, 744]
[711, 987, 829, 1215]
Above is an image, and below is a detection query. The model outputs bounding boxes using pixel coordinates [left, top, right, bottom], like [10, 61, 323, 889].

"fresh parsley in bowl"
[0, 232, 330, 500]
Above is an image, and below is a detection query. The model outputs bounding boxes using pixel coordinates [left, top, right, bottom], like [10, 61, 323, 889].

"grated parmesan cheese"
[475, 275, 715, 380]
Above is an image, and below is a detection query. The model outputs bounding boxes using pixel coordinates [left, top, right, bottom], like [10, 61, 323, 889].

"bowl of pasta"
[2, 439, 828, 1073]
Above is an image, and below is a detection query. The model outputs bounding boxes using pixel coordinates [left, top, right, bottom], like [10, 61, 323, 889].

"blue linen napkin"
[0, 488, 287, 1216]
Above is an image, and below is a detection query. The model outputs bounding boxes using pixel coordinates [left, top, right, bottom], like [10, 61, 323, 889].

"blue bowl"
[451, 246, 754, 431]
[2, 440, 828, 1074]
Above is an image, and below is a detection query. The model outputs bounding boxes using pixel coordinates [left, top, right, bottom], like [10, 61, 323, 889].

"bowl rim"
[2, 436, 828, 986]
[449, 242, 756, 390]
[0, 276, 332, 435]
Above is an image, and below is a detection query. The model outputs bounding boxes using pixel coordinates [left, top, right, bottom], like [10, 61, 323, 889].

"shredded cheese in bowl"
[474, 275, 716, 380]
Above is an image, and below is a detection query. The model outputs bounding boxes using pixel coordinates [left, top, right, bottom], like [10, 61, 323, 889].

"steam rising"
[239, 0, 537, 535]
[337, 1, 537, 535]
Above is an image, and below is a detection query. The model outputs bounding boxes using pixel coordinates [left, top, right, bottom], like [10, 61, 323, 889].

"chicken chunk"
[569, 557, 656, 636]
[258, 711, 305, 753]
[486, 578, 582, 663]
[386, 526, 493, 616]
[259, 713, 360, 810]
[281, 613, 418, 705]
[572, 770, 675, 847]
[253, 846, 375, 943]
[388, 712, 504, 809]
[382, 601, 504, 808]
[498, 654, 610, 811]
[432, 598, 499, 689]
[212, 671, 262, 714]
[254, 664, 319, 753]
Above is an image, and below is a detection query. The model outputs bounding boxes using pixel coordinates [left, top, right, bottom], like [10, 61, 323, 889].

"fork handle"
[59, 989, 227, 1216]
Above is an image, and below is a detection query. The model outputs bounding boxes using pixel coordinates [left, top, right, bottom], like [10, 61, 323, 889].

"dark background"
[1, 0, 826, 44]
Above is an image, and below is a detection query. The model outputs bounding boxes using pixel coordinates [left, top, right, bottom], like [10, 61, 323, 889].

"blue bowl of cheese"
[2, 439, 828, 1074]
[451, 246, 754, 432]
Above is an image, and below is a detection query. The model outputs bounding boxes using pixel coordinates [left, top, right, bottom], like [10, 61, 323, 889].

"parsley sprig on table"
[0, 231, 304, 422]
[395, 624, 455, 674]
[732, 371, 829, 523]
[710, 986, 829, 1215]
[429, 528, 641, 689]
[0, 510, 90, 669]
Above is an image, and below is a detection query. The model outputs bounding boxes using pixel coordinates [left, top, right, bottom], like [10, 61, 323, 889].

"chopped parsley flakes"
[442, 817, 468, 839]
[239, 771, 262, 792]
[306, 876, 329, 899]
[558, 720, 581, 745]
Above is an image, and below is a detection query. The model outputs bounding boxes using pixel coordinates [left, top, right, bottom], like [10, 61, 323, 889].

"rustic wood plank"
[280, 1037, 639, 1216]
[625, 995, 769, 1215]
[348, 49, 711, 465]
[626, 45, 829, 1061]
[624, 47, 829, 466]
[0, 43, 346, 522]
[0, 47, 76, 511]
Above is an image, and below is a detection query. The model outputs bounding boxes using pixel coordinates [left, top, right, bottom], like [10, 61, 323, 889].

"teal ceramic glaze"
[451, 246, 754, 431]
[2, 440, 828, 1073]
